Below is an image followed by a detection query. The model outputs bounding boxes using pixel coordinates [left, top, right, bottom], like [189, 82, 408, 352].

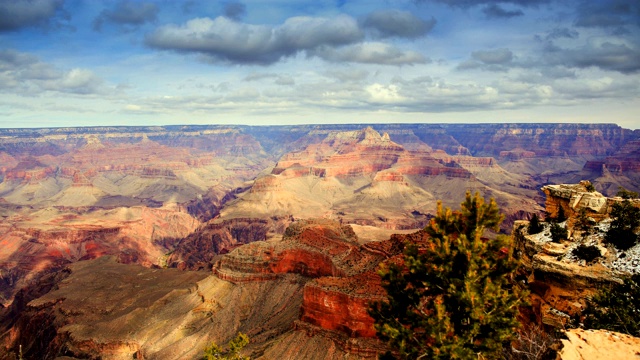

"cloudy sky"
[0, 0, 638, 129]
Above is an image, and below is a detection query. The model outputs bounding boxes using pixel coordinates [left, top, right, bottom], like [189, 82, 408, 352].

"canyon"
[1, 123, 639, 359]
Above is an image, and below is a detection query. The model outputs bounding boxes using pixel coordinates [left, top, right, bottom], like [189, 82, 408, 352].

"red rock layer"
[271, 127, 473, 180]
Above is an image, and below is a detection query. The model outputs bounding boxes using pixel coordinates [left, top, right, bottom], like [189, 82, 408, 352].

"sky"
[0, 0, 638, 129]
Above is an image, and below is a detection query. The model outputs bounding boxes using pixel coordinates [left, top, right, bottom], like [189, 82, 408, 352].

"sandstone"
[515, 182, 640, 330]
[560, 329, 640, 360]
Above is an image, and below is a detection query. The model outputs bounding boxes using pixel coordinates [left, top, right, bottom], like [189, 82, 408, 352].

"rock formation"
[560, 329, 640, 360]
[0, 219, 411, 359]
[515, 181, 640, 328]
[1, 123, 640, 358]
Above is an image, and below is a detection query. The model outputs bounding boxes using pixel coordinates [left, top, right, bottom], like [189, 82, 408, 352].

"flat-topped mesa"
[441, 123, 631, 157]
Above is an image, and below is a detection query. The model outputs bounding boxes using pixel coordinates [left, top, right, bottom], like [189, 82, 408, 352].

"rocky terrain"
[514, 181, 640, 328]
[0, 219, 410, 359]
[1, 124, 640, 358]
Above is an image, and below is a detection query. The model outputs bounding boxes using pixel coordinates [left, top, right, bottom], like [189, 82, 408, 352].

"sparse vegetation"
[579, 274, 640, 337]
[369, 192, 527, 359]
[203, 332, 250, 360]
[585, 182, 596, 192]
[549, 222, 568, 243]
[605, 199, 640, 250]
[617, 187, 639, 200]
[503, 325, 563, 360]
[572, 244, 601, 263]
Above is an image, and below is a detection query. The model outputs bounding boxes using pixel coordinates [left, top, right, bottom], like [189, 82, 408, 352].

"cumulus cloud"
[146, 15, 375, 65]
[223, 1, 246, 21]
[0, 49, 111, 94]
[482, 4, 523, 18]
[93, 0, 158, 31]
[0, 0, 66, 32]
[312, 42, 428, 65]
[363, 9, 436, 38]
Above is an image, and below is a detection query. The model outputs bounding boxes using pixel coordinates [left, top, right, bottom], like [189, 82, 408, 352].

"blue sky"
[0, 0, 638, 128]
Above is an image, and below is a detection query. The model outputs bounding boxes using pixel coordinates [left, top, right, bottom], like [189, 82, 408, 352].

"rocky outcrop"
[515, 182, 640, 328]
[542, 181, 640, 226]
[212, 219, 410, 355]
[560, 329, 640, 360]
[300, 272, 384, 338]
[213, 219, 382, 281]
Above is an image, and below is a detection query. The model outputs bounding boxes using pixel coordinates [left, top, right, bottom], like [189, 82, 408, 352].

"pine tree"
[580, 274, 640, 337]
[369, 192, 527, 359]
[617, 187, 639, 200]
[528, 213, 543, 235]
[605, 200, 640, 250]
[549, 222, 567, 243]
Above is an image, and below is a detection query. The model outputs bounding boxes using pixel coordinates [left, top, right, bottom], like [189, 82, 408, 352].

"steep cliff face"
[167, 217, 274, 271]
[440, 123, 632, 158]
[581, 139, 640, 196]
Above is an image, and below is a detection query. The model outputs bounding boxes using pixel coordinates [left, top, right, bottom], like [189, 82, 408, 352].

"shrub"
[503, 325, 563, 360]
[585, 182, 596, 192]
[369, 192, 527, 359]
[571, 244, 601, 263]
[617, 187, 639, 199]
[203, 332, 250, 360]
[528, 214, 543, 235]
[549, 223, 567, 243]
[580, 274, 640, 337]
[605, 200, 640, 250]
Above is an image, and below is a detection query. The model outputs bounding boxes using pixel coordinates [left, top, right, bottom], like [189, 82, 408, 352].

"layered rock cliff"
[0, 219, 409, 359]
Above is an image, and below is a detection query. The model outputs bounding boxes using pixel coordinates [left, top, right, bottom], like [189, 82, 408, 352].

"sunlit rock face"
[560, 329, 640, 360]
[0, 219, 413, 359]
[515, 182, 640, 328]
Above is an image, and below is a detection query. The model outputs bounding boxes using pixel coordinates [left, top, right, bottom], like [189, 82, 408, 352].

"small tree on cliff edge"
[369, 192, 527, 359]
